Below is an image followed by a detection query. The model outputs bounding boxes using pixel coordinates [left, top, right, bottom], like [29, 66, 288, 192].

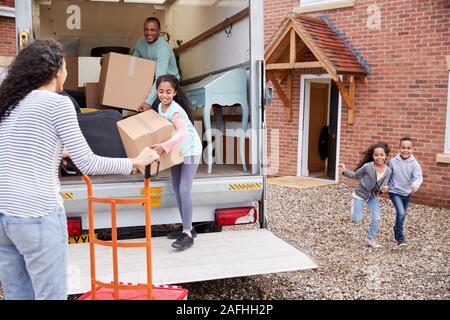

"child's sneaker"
[167, 227, 197, 240]
[366, 239, 382, 249]
[397, 238, 407, 247]
[171, 232, 194, 250]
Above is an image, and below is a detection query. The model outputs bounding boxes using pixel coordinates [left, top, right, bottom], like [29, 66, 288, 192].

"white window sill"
[436, 153, 450, 164]
[294, 0, 356, 13]
[0, 6, 15, 18]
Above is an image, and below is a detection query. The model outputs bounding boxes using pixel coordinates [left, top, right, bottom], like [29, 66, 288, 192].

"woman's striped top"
[0, 90, 132, 218]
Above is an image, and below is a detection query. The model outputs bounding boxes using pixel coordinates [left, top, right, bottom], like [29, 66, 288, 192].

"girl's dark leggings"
[170, 154, 200, 230]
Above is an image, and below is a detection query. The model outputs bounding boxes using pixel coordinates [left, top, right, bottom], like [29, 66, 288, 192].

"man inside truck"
[134, 17, 180, 113]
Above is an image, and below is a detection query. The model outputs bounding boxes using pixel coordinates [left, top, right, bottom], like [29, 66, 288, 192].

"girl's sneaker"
[366, 239, 382, 249]
[171, 232, 194, 250]
[167, 227, 197, 240]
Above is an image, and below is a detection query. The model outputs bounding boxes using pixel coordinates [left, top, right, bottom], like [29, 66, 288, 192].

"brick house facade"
[2, 1, 449, 208]
[264, 0, 450, 208]
[0, 0, 16, 56]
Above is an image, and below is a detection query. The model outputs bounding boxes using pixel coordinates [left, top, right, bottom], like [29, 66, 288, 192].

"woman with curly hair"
[0, 39, 159, 300]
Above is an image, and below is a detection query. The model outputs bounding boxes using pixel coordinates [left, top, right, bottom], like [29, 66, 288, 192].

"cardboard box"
[64, 56, 79, 91]
[99, 52, 156, 111]
[84, 82, 101, 108]
[117, 110, 183, 175]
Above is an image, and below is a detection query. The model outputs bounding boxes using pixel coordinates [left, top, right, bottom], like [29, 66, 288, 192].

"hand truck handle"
[145, 160, 160, 179]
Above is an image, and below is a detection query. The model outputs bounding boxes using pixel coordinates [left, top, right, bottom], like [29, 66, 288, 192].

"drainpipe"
[14, 0, 33, 50]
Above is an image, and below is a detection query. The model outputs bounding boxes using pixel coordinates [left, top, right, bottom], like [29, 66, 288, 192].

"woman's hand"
[339, 163, 346, 172]
[381, 185, 389, 194]
[132, 147, 160, 168]
[151, 144, 165, 155]
[61, 147, 70, 165]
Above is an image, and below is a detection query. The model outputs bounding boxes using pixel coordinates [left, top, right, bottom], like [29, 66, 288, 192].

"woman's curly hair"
[0, 39, 64, 123]
[356, 141, 391, 169]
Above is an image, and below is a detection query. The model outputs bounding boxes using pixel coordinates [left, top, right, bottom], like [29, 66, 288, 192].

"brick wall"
[264, 0, 450, 208]
[0, 17, 16, 56]
[0, 0, 15, 7]
[0, 0, 16, 56]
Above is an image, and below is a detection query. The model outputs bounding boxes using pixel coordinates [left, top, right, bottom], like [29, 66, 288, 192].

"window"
[301, 0, 341, 5]
[297, 0, 355, 13]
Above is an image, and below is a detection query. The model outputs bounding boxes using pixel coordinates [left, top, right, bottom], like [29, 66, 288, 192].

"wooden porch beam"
[336, 77, 356, 125]
[290, 28, 296, 64]
[348, 76, 356, 124]
[265, 25, 293, 62]
[286, 72, 292, 121]
[266, 61, 322, 70]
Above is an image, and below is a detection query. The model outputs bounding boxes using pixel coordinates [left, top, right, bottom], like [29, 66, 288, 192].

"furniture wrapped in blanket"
[61, 109, 127, 176]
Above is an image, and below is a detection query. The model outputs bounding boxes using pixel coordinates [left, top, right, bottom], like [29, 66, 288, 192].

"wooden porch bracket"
[267, 72, 292, 121]
[336, 76, 357, 125]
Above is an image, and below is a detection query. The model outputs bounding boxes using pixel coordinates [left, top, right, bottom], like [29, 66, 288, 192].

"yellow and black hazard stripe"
[60, 192, 74, 200]
[228, 183, 262, 191]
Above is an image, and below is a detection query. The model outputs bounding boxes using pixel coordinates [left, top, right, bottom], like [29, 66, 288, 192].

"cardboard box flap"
[117, 110, 173, 141]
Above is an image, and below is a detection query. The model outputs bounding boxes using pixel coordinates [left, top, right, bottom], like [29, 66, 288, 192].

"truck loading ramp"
[67, 229, 318, 295]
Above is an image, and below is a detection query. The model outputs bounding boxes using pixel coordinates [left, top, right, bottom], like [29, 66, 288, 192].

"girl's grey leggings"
[170, 155, 200, 231]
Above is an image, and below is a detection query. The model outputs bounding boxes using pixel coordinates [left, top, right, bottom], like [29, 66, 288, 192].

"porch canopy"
[265, 13, 369, 124]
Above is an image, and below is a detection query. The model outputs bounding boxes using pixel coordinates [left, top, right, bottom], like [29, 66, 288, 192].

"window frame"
[296, 0, 355, 13]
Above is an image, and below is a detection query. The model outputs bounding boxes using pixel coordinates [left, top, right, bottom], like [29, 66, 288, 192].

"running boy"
[385, 137, 423, 246]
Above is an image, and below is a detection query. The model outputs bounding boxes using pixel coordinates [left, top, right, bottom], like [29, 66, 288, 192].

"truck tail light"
[215, 206, 257, 226]
[67, 217, 82, 237]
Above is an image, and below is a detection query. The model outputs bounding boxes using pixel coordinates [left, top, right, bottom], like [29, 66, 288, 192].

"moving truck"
[14, 0, 317, 296]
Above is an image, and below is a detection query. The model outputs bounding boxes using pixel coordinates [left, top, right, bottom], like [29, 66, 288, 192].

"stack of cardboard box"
[68, 52, 182, 174]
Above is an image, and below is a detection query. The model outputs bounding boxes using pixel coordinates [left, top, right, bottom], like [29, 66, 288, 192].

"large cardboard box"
[99, 52, 156, 111]
[117, 110, 183, 175]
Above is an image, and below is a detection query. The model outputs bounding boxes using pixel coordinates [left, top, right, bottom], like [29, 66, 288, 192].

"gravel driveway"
[184, 183, 449, 300]
[1, 183, 448, 300]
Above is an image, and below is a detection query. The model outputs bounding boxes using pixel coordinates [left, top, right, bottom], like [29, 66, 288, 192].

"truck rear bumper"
[62, 175, 263, 229]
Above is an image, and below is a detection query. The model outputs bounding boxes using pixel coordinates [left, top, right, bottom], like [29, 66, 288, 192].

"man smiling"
[134, 17, 180, 112]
